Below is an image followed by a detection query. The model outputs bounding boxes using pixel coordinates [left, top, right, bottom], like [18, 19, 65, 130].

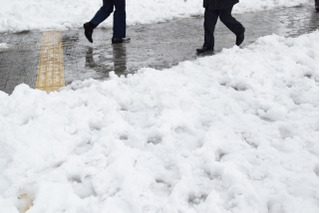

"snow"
[0, 43, 9, 50]
[0, 0, 313, 33]
[0, 0, 318, 212]
[0, 30, 318, 212]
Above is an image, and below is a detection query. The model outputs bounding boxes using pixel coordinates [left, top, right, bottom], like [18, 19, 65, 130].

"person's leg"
[84, 0, 114, 43]
[219, 7, 245, 46]
[90, 0, 114, 27]
[197, 9, 218, 53]
[113, 0, 126, 38]
[204, 8, 219, 49]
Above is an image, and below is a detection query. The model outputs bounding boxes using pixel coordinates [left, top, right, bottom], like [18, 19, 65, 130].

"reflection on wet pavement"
[62, 5, 318, 84]
[0, 5, 318, 93]
[84, 44, 127, 78]
[113, 44, 128, 75]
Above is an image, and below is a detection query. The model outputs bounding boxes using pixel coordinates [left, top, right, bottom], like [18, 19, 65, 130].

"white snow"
[0, 0, 313, 33]
[0, 30, 318, 213]
[0, 0, 318, 212]
[0, 43, 9, 50]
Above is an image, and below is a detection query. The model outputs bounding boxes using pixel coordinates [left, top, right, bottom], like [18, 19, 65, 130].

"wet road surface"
[0, 5, 318, 94]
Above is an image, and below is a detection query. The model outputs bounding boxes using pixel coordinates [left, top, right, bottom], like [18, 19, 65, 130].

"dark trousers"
[204, 7, 244, 48]
[90, 0, 126, 38]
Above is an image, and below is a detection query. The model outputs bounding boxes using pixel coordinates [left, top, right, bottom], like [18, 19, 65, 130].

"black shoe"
[196, 46, 213, 54]
[236, 32, 245, 46]
[112, 37, 131, 44]
[83, 22, 95, 43]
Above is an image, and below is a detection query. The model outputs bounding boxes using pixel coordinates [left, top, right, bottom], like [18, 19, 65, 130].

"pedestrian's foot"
[236, 32, 245, 46]
[196, 45, 214, 54]
[112, 37, 131, 44]
[83, 22, 95, 43]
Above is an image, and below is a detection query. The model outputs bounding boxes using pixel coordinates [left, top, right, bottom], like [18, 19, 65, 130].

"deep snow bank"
[0, 31, 318, 213]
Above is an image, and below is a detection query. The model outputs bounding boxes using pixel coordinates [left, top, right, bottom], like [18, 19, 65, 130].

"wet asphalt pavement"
[0, 5, 319, 94]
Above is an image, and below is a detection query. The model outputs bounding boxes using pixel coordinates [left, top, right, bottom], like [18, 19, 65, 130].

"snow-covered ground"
[0, 29, 318, 212]
[0, 0, 313, 32]
[0, 0, 318, 212]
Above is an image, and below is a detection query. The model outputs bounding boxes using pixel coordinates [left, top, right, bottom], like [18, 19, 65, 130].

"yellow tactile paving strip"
[19, 193, 33, 213]
[36, 31, 65, 92]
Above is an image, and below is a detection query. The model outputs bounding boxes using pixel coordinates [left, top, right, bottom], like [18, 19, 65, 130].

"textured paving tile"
[36, 31, 65, 92]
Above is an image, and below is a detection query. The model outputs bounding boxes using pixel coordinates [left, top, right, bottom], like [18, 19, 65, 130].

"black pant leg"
[90, 0, 114, 26]
[219, 7, 245, 36]
[204, 9, 219, 48]
[113, 0, 126, 38]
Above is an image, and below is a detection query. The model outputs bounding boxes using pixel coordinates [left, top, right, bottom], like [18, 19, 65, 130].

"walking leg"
[84, 0, 114, 43]
[113, 0, 126, 38]
[219, 7, 245, 45]
[204, 9, 219, 49]
[90, 0, 114, 27]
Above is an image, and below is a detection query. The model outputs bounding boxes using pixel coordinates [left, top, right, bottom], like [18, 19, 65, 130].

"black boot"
[83, 22, 96, 43]
[112, 37, 131, 44]
[196, 45, 213, 54]
[236, 30, 245, 46]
